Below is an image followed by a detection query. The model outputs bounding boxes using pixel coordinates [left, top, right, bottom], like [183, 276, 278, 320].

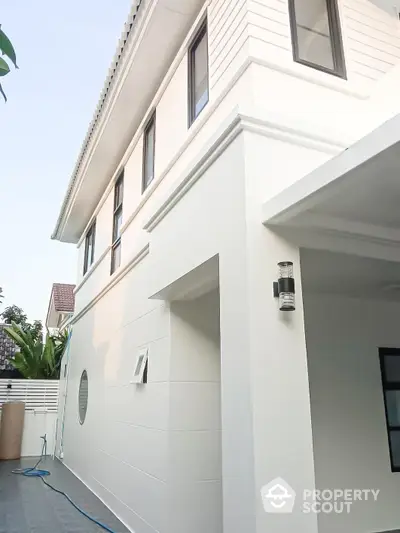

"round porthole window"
[78, 370, 88, 425]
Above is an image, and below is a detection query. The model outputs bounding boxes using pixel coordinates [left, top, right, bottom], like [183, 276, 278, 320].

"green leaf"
[0, 28, 17, 68]
[9, 353, 30, 378]
[43, 336, 55, 374]
[4, 325, 30, 351]
[5, 321, 68, 379]
[0, 57, 9, 77]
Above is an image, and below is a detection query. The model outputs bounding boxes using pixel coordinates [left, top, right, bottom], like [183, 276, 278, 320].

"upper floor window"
[83, 221, 96, 275]
[380, 348, 400, 472]
[288, 0, 346, 78]
[111, 171, 123, 274]
[142, 112, 156, 191]
[188, 19, 209, 126]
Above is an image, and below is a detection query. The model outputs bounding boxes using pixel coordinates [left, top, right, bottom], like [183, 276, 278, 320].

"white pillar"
[247, 226, 318, 533]
[219, 224, 318, 533]
[219, 248, 257, 533]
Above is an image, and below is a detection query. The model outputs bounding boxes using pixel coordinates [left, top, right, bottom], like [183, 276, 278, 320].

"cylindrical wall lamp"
[273, 261, 295, 311]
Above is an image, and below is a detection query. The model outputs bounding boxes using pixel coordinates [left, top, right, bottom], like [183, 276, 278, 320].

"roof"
[0, 324, 16, 371]
[52, 283, 75, 313]
[261, 113, 400, 264]
[262, 113, 400, 227]
[51, 0, 143, 240]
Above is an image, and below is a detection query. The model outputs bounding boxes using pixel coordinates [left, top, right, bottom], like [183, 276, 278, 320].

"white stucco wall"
[60, 2, 400, 533]
[75, 0, 400, 301]
[304, 293, 400, 533]
[169, 290, 222, 533]
[62, 136, 246, 533]
[63, 257, 171, 533]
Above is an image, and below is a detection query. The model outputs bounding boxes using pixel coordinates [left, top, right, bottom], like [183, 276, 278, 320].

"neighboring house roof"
[52, 283, 75, 313]
[0, 324, 16, 371]
[51, 0, 143, 240]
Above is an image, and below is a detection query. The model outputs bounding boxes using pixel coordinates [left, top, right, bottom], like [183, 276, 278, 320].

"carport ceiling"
[301, 249, 400, 301]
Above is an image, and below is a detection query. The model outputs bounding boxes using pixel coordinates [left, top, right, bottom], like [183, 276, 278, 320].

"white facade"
[53, 1, 400, 532]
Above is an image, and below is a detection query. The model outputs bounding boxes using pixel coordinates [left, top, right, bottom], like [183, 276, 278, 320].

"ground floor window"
[379, 348, 400, 471]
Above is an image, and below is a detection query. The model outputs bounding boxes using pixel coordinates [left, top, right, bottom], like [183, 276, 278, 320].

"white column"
[219, 225, 318, 533]
[246, 226, 318, 533]
[219, 248, 257, 533]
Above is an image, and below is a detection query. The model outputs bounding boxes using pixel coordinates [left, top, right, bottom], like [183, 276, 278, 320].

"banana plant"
[0, 25, 17, 101]
[4, 322, 67, 379]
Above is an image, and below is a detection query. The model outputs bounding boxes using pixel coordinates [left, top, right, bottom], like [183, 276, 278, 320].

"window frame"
[83, 221, 96, 275]
[131, 347, 149, 384]
[288, 0, 346, 79]
[188, 19, 209, 127]
[111, 171, 124, 275]
[379, 347, 400, 472]
[78, 369, 89, 425]
[142, 111, 156, 192]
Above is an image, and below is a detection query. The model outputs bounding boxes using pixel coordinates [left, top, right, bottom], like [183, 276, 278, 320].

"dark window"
[142, 113, 156, 191]
[111, 172, 124, 274]
[288, 0, 346, 78]
[188, 20, 209, 126]
[380, 348, 400, 471]
[83, 221, 96, 275]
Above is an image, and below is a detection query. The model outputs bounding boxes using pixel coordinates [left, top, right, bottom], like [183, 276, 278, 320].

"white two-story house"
[52, 1, 400, 532]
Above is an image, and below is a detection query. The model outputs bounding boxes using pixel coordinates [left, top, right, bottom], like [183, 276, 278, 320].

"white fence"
[0, 379, 59, 456]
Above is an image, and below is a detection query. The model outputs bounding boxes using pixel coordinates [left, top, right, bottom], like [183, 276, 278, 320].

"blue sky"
[0, 1, 131, 322]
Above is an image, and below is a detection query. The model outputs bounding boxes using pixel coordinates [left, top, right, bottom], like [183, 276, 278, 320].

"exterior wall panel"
[305, 293, 400, 533]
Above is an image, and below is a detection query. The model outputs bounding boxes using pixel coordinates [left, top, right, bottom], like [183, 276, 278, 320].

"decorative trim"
[118, 60, 253, 238]
[248, 55, 368, 99]
[75, 49, 357, 247]
[143, 115, 242, 232]
[68, 40, 365, 247]
[72, 244, 149, 323]
[240, 113, 347, 153]
[142, 110, 346, 233]
[74, 246, 111, 294]
[293, 213, 400, 248]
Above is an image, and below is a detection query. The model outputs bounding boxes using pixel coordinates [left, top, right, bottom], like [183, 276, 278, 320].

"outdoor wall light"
[273, 261, 295, 311]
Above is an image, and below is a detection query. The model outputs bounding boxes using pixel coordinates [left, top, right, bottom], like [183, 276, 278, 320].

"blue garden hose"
[12, 436, 117, 533]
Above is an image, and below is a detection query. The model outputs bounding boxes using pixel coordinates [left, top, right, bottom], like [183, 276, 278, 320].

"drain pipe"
[55, 327, 73, 459]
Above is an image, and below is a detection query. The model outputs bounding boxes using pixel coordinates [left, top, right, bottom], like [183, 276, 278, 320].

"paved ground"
[0, 457, 130, 532]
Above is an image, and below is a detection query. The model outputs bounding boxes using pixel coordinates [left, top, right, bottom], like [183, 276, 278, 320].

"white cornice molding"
[74, 246, 112, 294]
[144, 115, 242, 232]
[292, 213, 400, 248]
[240, 113, 347, 153]
[142, 110, 346, 233]
[72, 244, 150, 323]
[248, 55, 369, 100]
[275, 224, 400, 264]
[70, 51, 358, 247]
